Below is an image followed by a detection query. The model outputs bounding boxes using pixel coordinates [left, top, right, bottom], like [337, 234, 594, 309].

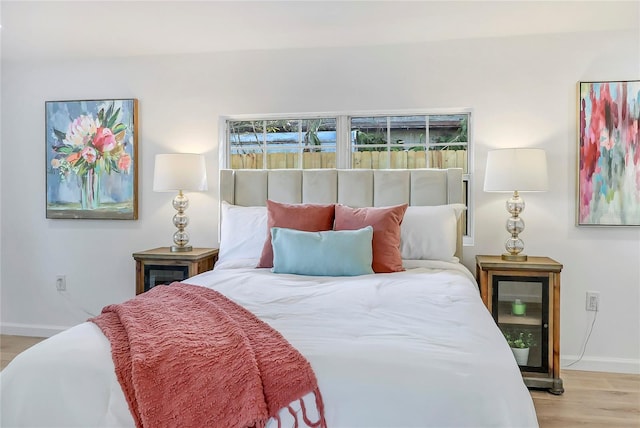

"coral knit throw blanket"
[90, 283, 326, 428]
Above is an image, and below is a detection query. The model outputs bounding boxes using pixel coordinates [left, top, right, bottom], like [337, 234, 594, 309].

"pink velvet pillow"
[334, 203, 408, 273]
[257, 200, 336, 268]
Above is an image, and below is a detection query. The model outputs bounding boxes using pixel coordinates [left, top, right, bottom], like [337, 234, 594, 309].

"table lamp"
[153, 153, 208, 252]
[483, 148, 548, 261]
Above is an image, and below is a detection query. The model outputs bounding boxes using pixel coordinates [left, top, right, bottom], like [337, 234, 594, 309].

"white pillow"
[400, 204, 466, 262]
[218, 201, 268, 263]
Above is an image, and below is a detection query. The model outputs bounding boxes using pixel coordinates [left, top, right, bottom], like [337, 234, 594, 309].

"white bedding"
[1, 261, 538, 428]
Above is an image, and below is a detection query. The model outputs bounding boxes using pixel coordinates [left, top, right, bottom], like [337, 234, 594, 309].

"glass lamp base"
[169, 190, 192, 253]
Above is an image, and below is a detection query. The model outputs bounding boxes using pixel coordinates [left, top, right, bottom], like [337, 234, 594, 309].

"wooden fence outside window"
[230, 150, 467, 171]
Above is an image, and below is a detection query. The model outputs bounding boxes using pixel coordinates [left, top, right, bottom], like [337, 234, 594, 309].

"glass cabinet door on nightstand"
[143, 265, 190, 292]
[491, 275, 549, 372]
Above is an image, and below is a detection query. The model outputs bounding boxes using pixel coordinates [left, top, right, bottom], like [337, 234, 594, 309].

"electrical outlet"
[586, 291, 599, 311]
[56, 275, 66, 291]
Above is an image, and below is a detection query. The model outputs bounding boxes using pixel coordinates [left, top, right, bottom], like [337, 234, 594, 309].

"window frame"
[219, 108, 474, 246]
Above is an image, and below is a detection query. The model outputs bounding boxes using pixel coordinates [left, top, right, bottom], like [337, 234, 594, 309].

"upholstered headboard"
[219, 168, 464, 258]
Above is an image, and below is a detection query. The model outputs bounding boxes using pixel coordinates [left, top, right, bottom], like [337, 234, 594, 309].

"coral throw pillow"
[334, 203, 408, 273]
[257, 200, 335, 268]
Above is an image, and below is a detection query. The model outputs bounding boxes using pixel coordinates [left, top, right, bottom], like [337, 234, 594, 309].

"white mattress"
[0, 260, 538, 427]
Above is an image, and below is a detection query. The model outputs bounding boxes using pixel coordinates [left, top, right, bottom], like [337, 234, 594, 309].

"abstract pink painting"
[578, 81, 640, 226]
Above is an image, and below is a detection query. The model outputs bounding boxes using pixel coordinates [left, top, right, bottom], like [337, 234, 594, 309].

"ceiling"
[1, 1, 638, 62]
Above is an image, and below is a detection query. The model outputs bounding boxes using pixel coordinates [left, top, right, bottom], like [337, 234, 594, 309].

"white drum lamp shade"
[484, 148, 548, 193]
[153, 154, 208, 193]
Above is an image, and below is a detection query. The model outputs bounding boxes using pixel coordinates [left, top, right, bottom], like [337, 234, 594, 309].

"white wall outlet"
[586, 291, 599, 311]
[55, 275, 66, 291]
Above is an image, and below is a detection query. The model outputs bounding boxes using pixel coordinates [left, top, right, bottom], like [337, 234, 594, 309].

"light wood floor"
[2, 335, 639, 426]
[1, 335, 45, 370]
[531, 370, 640, 427]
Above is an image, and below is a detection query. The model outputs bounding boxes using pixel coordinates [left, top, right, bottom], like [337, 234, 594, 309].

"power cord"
[564, 309, 598, 368]
[58, 290, 98, 318]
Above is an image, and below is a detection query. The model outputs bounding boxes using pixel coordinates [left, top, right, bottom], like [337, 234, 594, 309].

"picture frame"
[577, 80, 640, 226]
[45, 99, 138, 220]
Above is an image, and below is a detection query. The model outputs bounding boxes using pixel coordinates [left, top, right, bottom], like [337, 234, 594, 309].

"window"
[222, 110, 472, 242]
[227, 118, 337, 169]
[350, 114, 468, 172]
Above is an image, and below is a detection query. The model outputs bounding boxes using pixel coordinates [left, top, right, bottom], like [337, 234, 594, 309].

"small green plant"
[503, 331, 536, 349]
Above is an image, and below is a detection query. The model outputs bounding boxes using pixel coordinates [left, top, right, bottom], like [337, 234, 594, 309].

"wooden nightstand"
[132, 247, 219, 295]
[476, 255, 563, 394]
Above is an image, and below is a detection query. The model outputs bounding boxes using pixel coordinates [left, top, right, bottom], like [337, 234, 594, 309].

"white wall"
[1, 29, 639, 372]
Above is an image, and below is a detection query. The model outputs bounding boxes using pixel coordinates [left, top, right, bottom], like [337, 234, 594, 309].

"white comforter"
[1, 260, 538, 428]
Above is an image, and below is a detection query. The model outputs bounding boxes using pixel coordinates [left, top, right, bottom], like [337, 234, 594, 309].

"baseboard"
[1, 322, 70, 338]
[561, 355, 640, 374]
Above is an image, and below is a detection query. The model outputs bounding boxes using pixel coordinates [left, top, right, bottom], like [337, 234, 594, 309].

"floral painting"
[46, 99, 138, 219]
[578, 81, 640, 226]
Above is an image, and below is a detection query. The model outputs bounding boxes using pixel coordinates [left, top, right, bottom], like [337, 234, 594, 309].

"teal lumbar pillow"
[271, 226, 374, 276]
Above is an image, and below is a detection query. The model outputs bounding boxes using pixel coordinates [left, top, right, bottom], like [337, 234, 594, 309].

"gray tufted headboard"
[219, 168, 464, 258]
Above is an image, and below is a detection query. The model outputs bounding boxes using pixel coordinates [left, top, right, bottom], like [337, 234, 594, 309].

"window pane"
[403, 146, 428, 169]
[230, 146, 263, 169]
[427, 146, 468, 172]
[229, 120, 265, 168]
[266, 149, 299, 169]
[351, 116, 388, 147]
[428, 114, 468, 173]
[352, 148, 390, 169]
[228, 120, 265, 146]
[263, 120, 300, 170]
[229, 117, 336, 169]
[389, 115, 426, 148]
[352, 116, 426, 169]
[265, 119, 298, 148]
[429, 114, 468, 144]
[300, 119, 337, 168]
[350, 114, 469, 171]
[301, 118, 336, 149]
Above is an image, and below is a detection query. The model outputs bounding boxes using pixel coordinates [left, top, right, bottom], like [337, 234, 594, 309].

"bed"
[0, 168, 539, 428]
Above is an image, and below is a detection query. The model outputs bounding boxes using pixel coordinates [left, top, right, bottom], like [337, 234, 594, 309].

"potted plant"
[503, 330, 537, 366]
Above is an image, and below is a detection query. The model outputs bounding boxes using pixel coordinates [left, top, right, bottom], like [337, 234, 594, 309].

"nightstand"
[132, 247, 219, 295]
[476, 255, 563, 394]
